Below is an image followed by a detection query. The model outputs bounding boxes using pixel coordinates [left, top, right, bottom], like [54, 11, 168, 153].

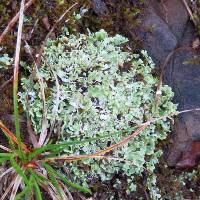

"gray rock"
[139, 4, 178, 66]
[151, 0, 189, 41]
[165, 24, 200, 166]
[138, 0, 200, 167]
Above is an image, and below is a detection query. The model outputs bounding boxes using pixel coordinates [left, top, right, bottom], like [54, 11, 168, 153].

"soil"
[1, 0, 200, 199]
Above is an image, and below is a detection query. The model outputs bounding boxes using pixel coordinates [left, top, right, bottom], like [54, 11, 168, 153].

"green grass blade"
[33, 177, 43, 200]
[0, 153, 13, 164]
[10, 157, 29, 185]
[43, 163, 63, 199]
[42, 163, 91, 194]
[0, 157, 10, 164]
[56, 172, 92, 194]
[33, 172, 49, 185]
[0, 153, 13, 157]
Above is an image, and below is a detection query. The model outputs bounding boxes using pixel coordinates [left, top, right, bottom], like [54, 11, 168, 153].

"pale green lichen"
[0, 53, 13, 69]
[19, 29, 176, 197]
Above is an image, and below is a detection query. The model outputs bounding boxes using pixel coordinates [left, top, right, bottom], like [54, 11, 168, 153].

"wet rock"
[165, 23, 200, 166]
[151, 0, 189, 41]
[138, 0, 200, 168]
[139, 2, 178, 65]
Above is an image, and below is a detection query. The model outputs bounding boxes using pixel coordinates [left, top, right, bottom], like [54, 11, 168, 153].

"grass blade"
[13, 0, 25, 158]
[0, 153, 13, 157]
[10, 157, 29, 185]
[43, 163, 91, 194]
[57, 172, 92, 194]
[43, 163, 64, 199]
[0, 153, 13, 164]
[33, 176, 43, 200]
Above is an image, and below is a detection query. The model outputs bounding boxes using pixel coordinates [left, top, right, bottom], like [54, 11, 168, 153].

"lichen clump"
[20, 29, 176, 196]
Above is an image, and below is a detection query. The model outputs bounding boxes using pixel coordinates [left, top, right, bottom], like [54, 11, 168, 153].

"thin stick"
[44, 107, 200, 163]
[0, 0, 36, 44]
[46, 3, 78, 40]
[37, 3, 78, 147]
[44, 125, 147, 162]
[13, 0, 25, 151]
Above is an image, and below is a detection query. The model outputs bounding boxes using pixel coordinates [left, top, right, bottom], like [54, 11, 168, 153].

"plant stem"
[13, 0, 25, 154]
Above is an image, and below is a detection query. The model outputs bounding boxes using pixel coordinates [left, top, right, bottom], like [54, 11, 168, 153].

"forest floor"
[1, 0, 200, 199]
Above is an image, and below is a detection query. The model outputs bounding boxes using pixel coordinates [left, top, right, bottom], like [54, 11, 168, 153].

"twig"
[43, 107, 200, 163]
[42, 58, 61, 142]
[23, 41, 39, 148]
[43, 125, 148, 162]
[0, 0, 36, 44]
[47, 3, 78, 40]
[178, 107, 200, 114]
[161, 0, 168, 23]
[26, 106, 39, 148]
[24, 41, 48, 148]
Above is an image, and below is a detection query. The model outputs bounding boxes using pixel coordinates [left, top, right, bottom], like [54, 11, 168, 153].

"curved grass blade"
[57, 172, 92, 194]
[0, 153, 13, 164]
[43, 163, 64, 199]
[33, 172, 49, 185]
[33, 178, 43, 200]
[43, 163, 91, 194]
[10, 157, 29, 185]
